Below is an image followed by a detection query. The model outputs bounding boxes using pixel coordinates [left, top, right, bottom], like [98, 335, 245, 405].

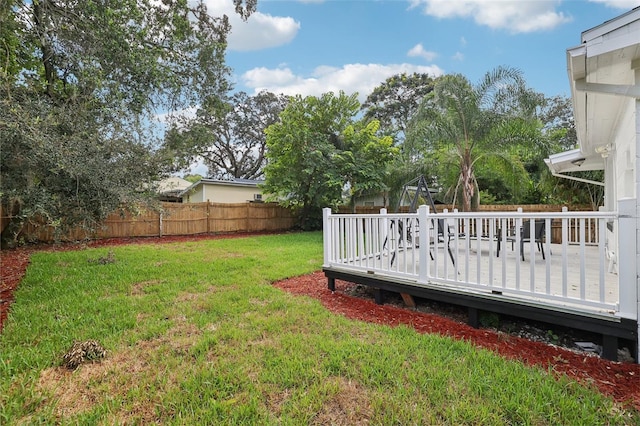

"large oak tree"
[164, 91, 288, 179]
[0, 0, 255, 246]
[362, 72, 436, 144]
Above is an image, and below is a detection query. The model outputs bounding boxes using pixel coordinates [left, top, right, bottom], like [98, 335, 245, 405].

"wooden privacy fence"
[7, 202, 296, 243]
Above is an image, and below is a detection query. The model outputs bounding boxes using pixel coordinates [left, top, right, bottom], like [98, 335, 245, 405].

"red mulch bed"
[1, 233, 639, 411]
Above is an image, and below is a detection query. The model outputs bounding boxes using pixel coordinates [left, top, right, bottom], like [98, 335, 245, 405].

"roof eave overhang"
[544, 149, 605, 187]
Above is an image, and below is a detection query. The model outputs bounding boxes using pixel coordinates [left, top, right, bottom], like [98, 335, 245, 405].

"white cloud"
[407, 43, 438, 61]
[240, 63, 445, 102]
[452, 52, 464, 61]
[588, 0, 640, 8]
[204, 0, 300, 51]
[409, 0, 573, 33]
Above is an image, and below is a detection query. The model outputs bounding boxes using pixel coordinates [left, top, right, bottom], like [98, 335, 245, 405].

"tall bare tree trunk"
[461, 152, 474, 212]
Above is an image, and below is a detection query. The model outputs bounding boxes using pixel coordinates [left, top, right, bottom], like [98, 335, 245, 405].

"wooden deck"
[322, 207, 639, 362]
[324, 241, 636, 362]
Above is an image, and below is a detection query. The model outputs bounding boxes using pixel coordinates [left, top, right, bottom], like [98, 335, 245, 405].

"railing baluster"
[500, 217, 507, 290]
[475, 218, 482, 285]
[515, 217, 521, 291]
[599, 218, 606, 303]
[463, 217, 470, 283]
[580, 218, 586, 300]
[529, 219, 535, 293]
[561, 212, 568, 298]
[545, 218, 551, 295]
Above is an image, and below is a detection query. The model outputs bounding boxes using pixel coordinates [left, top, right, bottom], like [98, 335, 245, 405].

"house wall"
[635, 96, 640, 352]
[183, 184, 262, 203]
[601, 95, 638, 274]
[204, 184, 262, 203]
[184, 185, 206, 203]
[613, 98, 637, 202]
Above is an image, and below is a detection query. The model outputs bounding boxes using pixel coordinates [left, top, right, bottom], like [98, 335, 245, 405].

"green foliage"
[263, 92, 397, 229]
[1, 0, 249, 247]
[183, 174, 204, 183]
[362, 72, 436, 142]
[479, 312, 500, 328]
[0, 1, 24, 83]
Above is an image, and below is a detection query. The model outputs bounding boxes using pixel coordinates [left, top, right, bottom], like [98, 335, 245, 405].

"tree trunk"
[461, 154, 474, 212]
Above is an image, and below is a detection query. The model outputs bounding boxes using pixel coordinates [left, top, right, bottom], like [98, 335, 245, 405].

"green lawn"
[1, 232, 637, 424]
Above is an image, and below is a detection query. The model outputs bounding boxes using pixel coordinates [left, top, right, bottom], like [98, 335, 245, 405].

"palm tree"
[406, 67, 541, 212]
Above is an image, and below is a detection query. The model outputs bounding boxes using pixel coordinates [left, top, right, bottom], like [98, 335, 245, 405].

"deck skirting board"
[323, 267, 638, 363]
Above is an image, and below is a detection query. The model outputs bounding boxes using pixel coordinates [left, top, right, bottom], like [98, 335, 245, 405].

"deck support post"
[602, 334, 618, 361]
[327, 277, 335, 292]
[468, 307, 480, 328]
[374, 288, 384, 305]
[400, 293, 416, 308]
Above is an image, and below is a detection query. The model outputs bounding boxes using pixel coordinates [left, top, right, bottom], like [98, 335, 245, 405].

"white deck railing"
[322, 202, 637, 321]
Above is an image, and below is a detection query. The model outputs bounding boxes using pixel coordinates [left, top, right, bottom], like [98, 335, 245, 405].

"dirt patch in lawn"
[2, 232, 639, 412]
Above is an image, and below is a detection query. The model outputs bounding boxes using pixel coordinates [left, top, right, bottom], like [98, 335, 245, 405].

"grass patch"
[1, 231, 637, 424]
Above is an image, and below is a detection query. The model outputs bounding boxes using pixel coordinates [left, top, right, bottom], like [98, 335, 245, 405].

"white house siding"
[613, 99, 637, 201]
[201, 184, 260, 203]
[634, 98, 640, 355]
[181, 182, 262, 204]
[185, 185, 206, 203]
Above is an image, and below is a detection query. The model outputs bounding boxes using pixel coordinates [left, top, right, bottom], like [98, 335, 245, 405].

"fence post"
[418, 205, 429, 284]
[323, 208, 332, 268]
[159, 211, 163, 237]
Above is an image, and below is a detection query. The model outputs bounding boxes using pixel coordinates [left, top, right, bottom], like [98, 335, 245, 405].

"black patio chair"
[508, 219, 546, 261]
[432, 218, 456, 265]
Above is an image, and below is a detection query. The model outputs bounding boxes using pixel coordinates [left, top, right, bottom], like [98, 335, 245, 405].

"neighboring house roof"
[547, 7, 640, 177]
[157, 177, 192, 195]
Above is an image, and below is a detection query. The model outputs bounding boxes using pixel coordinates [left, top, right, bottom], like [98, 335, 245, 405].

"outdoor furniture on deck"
[384, 217, 456, 266]
[468, 227, 502, 257]
[507, 219, 546, 261]
[433, 218, 456, 265]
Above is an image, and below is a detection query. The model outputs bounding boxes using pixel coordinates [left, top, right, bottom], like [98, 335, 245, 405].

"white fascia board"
[581, 7, 640, 43]
[545, 149, 604, 174]
[544, 149, 605, 187]
[567, 44, 587, 81]
[583, 9, 640, 57]
[586, 27, 640, 58]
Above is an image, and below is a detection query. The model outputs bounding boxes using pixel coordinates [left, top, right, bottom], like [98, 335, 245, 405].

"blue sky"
[206, 0, 639, 101]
